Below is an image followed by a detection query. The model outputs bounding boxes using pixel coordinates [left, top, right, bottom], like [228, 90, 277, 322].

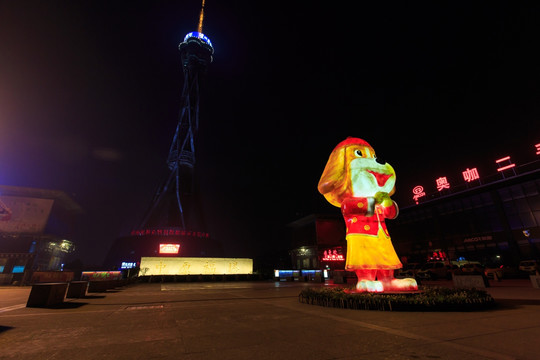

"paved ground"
[0, 279, 539, 360]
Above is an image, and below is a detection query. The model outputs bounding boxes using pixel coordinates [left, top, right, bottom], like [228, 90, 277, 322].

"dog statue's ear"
[318, 145, 348, 207]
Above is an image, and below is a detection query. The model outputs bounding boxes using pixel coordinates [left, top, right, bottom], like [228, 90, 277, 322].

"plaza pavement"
[0, 278, 539, 360]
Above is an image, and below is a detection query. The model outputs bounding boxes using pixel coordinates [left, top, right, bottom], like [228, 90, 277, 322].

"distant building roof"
[0, 185, 83, 214]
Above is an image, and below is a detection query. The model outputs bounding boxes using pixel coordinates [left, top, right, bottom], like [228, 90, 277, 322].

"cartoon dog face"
[318, 137, 396, 207]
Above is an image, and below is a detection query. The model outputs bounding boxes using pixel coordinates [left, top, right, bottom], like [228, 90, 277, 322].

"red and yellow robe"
[341, 197, 402, 270]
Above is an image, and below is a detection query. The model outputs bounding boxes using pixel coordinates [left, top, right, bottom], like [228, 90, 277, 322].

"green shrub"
[298, 286, 495, 311]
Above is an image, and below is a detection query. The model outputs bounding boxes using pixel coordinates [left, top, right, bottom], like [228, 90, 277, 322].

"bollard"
[66, 281, 88, 298]
[26, 283, 68, 307]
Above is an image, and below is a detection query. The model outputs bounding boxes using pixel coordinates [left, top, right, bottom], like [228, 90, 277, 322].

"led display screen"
[12, 266, 25, 273]
[159, 243, 180, 254]
[121, 262, 137, 269]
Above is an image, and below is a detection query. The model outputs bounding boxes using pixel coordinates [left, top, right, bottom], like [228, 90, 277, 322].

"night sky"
[1, 1, 540, 265]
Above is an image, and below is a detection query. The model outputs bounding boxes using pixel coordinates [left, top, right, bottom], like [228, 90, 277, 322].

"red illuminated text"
[412, 185, 426, 204]
[496, 156, 516, 172]
[131, 228, 209, 238]
[435, 177, 450, 191]
[322, 250, 344, 261]
[407, 141, 540, 205]
[427, 250, 448, 262]
[462, 168, 480, 182]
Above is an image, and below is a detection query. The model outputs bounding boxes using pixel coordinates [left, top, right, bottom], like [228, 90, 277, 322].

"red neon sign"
[405, 142, 540, 204]
[462, 168, 480, 182]
[322, 250, 344, 261]
[427, 250, 448, 262]
[435, 177, 450, 191]
[496, 156, 516, 172]
[159, 244, 180, 254]
[412, 185, 426, 204]
[131, 228, 209, 238]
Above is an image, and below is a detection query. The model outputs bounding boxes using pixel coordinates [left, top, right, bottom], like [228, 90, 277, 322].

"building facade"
[389, 169, 540, 266]
[0, 185, 81, 284]
[288, 214, 346, 271]
[289, 169, 540, 271]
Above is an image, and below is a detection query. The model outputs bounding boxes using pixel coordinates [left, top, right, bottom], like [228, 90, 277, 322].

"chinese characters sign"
[139, 257, 253, 275]
[436, 177, 450, 191]
[322, 249, 344, 261]
[462, 168, 480, 182]
[496, 156, 516, 172]
[131, 228, 209, 238]
[411, 141, 540, 205]
[412, 186, 426, 204]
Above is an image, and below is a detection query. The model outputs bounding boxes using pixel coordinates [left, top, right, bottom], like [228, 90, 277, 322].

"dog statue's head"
[318, 137, 396, 207]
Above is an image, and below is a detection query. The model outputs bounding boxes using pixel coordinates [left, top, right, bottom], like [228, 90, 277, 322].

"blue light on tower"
[184, 31, 213, 49]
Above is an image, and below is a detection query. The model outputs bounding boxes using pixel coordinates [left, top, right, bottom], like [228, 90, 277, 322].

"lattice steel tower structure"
[103, 2, 221, 269]
[140, 2, 214, 232]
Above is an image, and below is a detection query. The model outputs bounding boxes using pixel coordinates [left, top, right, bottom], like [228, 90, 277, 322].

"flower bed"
[298, 286, 495, 311]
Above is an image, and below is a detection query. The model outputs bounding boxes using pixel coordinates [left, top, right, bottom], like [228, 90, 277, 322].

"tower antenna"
[197, 0, 205, 33]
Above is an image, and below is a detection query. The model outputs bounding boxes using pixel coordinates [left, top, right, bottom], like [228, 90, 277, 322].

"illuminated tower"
[104, 1, 220, 269]
[142, 3, 214, 231]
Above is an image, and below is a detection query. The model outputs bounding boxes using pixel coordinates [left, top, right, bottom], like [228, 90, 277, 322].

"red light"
[322, 249, 344, 261]
[412, 185, 426, 204]
[495, 156, 516, 174]
[130, 229, 210, 238]
[159, 244, 180, 254]
[435, 177, 450, 191]
[462, 168, 480, 182]
[497, 164, 516, 172]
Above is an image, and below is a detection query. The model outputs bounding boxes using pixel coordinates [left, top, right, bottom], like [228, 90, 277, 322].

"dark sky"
[1, 1, 540, 265]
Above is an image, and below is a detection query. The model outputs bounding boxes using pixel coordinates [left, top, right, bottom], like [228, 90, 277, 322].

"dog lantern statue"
[318, 137, 417, 292]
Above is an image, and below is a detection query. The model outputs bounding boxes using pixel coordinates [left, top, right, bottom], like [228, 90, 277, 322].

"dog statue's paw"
[356, 280, 384, 293]
[385, 278, 418, 292]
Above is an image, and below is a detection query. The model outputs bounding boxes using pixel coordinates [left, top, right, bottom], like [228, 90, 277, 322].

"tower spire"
[197, 0, 205, 33]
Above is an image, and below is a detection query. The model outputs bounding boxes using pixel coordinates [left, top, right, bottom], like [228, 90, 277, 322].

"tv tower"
[140, 0, 214, 231]
[104, 1, 221, 268]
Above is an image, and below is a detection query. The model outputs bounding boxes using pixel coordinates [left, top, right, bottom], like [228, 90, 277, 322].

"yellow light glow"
[197, 0, 206, 33]
[139, 257, 253, 276]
